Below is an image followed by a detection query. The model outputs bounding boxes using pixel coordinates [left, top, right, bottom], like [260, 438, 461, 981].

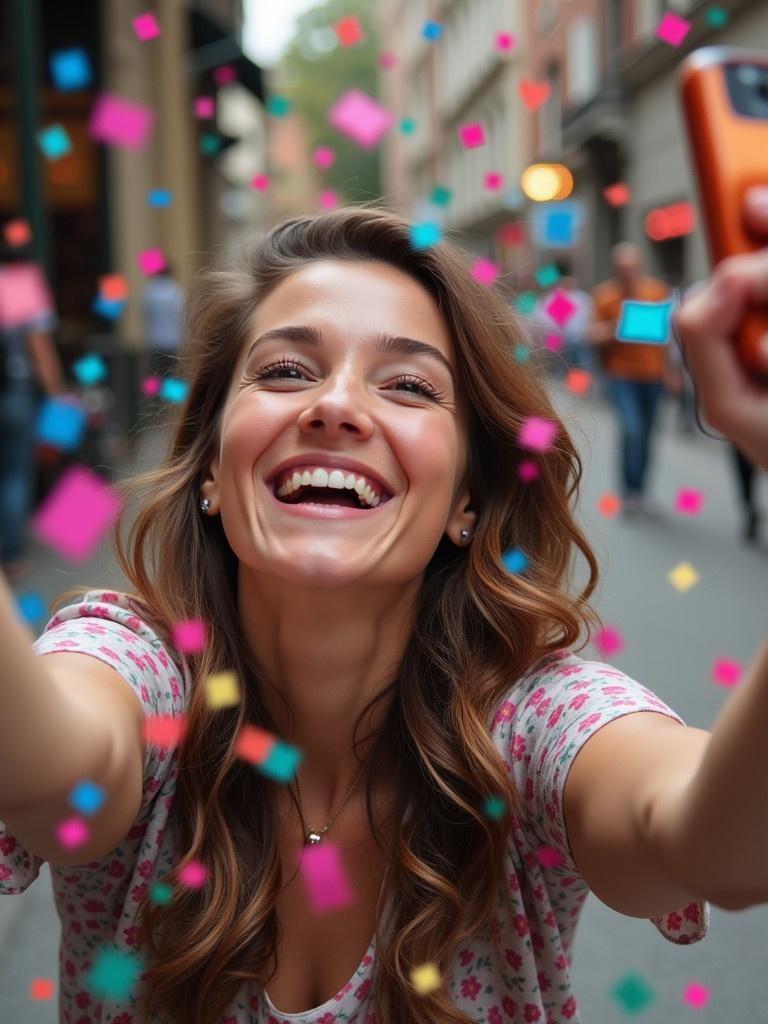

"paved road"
[1, 385, 767, 1022]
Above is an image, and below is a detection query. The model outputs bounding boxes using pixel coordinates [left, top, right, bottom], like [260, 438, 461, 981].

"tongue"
[289, 485, 362, 507]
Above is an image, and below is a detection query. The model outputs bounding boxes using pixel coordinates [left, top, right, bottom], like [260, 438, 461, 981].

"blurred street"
[1, 381, 767, 1022]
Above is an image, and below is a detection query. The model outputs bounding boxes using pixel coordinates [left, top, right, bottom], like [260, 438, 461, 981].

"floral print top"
[0, 591, 709, 1023]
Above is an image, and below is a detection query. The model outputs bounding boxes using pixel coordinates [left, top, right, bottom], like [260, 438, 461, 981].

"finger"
[744, 186, 768, 237]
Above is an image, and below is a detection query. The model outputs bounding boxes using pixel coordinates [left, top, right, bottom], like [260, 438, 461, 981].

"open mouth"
[267, 477, 393, 511]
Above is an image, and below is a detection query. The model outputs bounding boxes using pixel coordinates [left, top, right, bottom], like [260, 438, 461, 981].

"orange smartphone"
[678, 46, 768, 377]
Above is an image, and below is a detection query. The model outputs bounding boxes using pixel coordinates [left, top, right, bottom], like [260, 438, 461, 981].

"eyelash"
[242, 358, 444, 401]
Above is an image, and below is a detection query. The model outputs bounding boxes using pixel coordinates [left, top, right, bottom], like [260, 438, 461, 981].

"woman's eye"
[245, 360, 441, 400]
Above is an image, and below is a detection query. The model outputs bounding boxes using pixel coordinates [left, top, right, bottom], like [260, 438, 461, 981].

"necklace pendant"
[306, 829, 322, 845]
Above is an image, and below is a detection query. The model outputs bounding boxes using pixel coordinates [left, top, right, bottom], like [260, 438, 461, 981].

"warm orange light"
[521, 163, 573, 202]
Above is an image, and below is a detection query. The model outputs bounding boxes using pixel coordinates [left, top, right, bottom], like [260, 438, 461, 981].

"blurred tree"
[277, 0, 382, 203]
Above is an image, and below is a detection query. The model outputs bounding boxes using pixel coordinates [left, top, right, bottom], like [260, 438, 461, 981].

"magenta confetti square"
[313, 146, 335, 168]
[543, 289, 577, 327]
[319, 189, 339, 210]
[495, 32, 515, 52]
[682, 983, 711, 1010]
[378, 51, 397, 69]
[544, 333, 563, 352]
[458, 122, 486, 149]
[594, 626, 624, 658]
[138, 248, 166, 275]
[89, 93, 153, 150]
[251, 174, 270, 191]
[194, 96, 214, 118]
[517, 460, 539, 482]
[171, 619, 207, 653]
[141, 375, 161, 396]
[214, 64, 236, 85]
[712, 658, 742, 687]
[179, 861, 208, 888]
[536, 845, 565, 869]
[484, 172, 503, 190]
[328, 88, 394, 150]
[471, 258, 499, 287]
[675, 488, 703, 515]
[132, 12, 160, 41]
[297, 841, 355, 913]
[655, 12, 691, 47]
[55, 817, 89, 851]
[518, 416, 557, 452]
[31, 464, 122, 563]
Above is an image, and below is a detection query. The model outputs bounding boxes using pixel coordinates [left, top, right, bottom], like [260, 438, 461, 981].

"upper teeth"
[275, 467, 386, 507]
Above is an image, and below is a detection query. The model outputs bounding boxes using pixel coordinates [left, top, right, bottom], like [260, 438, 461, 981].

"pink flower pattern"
[0, 591, 710, 1022]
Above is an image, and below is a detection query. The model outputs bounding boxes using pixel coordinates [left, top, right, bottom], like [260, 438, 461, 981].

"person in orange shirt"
[589, 243, 679, 515]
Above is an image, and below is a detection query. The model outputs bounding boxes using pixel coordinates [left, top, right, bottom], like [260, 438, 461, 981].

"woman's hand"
[673, 186, 768, 469]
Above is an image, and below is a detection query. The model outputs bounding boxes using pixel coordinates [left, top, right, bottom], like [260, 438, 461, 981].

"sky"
[242, 0, 321, 68]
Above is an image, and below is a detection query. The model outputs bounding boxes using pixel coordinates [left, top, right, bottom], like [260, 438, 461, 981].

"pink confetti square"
[0, 263, 54, 330]
[495, 32, 516, 52]
[517, 460, 539, 482]
[214, 65, 236, 85]
[543, 289, 577, 327]
[712, 658, 743, 688]
[179, 861, 208, 889]
[594, 627, 624, 658]
[682, 983, 711, 1010]
[141, 375, 161, 396]
[655, 12, 692, 47]
[378, 51, 397, 70]
[328, 88, 394, 150]
[675, 488, 703, 515]
[31, 465, 122, 562]
[536, 845, 565, 868]
[518, 416, 557, 453]
[194, 96, 214, 118]
[471, 258, 499, 287]
[88, 93, 153, 150]
[319, 189, 339, 210]
[132, 12, 160, 41]
[484, 172, 503, 190]
[458, 122, 486, 149]
[297, 841, 355, 913]
[313, 146, 336, 168]
[171, 619, 207, 653]
[55, 817, 89, 851]
[138, 248, 166, 275]
[544, 332, 563, 352]
[251, 174, 270, 191]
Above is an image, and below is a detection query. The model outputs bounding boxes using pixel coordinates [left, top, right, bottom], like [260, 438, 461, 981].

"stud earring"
[460, 528, 471, 544]
[200, 497, 210, 513]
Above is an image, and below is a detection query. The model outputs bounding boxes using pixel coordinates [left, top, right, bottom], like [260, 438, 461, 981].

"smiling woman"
[5, 206, 702, 1024]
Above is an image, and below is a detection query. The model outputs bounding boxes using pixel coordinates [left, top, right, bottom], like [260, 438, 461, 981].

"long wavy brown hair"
[54, 207, 603, 1023]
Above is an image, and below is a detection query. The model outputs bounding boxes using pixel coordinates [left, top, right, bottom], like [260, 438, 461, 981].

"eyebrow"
[243, 325, 455, 384]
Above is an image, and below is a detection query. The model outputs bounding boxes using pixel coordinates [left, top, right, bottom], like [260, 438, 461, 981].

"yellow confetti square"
[410, 961, 442, 995]
[667, 561, 699, 592]
[204, 671, 241, 708]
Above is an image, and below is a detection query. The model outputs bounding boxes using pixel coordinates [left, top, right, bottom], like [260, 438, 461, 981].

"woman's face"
[206, 259, 473, 589]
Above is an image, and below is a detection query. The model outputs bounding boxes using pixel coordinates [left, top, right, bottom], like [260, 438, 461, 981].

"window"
[539, 62, 562, 157]
[566, 16, 599, 107]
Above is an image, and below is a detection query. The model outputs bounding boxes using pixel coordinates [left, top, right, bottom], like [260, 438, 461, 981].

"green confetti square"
[535, 263, 560, 289]
[705, 6, 728, 28]
[610, 972, 656, 1015]
[259, 741, 302, 783]
[87, 946, 143, 1002]
[399, 117, 416, 135]
[515, 291, 537, 316]
[513, 344, 531, 363]
[430, 185, 452, 207]
[149, 881, 173, 905]
[482, 795, 506, 820]
[266, 95, 293, 118]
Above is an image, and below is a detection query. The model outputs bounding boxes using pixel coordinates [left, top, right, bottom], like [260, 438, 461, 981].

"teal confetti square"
[409, 221, 442, 249]
[87, 946, 143, 1002]
[399, 117, 416, 135]
[69, 779, 106, 816]
[72, 353, 108, 386]
[259, 741, 302, 782]
[513, 344, 531, 363]
[430, 185, 452, 207]
[159, 378, 188, 404]
[149, 881, 173, 905]
[16, 591, 45, 625]
[38, 124, 72, 160]
[483, 795, 506, 820]
[199, 133, 223, 155]
[705, 6, 728, 28]
[616, 299, 673, 344]
[502, 548, 529, 574]
[266, 95, 293, 118]
[535, 263, 560, 289]
[515, 291, 537, 315]
[610, 972, 656, 1014]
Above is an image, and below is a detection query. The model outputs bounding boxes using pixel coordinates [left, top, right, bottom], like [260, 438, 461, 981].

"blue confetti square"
[532, 201, 583, 248]
[259, 741, 302, 783]
[87, 946, 143, 1002]
[72, 353, 108, 386]
[409, 221, 442, 250]
[36, 397, 87, 452]
[543, 211, 575, 245]
[92, 294, 126, 320]
[69, 779, 106, 816]
[148, 188, 172, 207]
[50, 48, 92, 91]
[16, 591, 46, 625]
[502, 548, 529, 574]
[616, 299, 673, 344]
[37, 124, 72, 160]
[422, 21, 443, 41]
[160, 378, 188, 404]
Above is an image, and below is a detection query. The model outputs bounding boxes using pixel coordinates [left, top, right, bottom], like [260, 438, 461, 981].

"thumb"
[743, 186, 768, 237]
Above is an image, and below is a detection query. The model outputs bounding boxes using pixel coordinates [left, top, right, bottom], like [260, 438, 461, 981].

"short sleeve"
[502, 650, 710, 945]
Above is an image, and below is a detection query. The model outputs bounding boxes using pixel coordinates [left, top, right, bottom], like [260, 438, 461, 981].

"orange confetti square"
[334, 15, 364, 47]
[4, 218, 32, 247]
[30, 978, 54, 1000]
[99, 274, 128, 301]
[603, 182, 630, 207]
[597, 492, 622, 518]
[565, 369, 592, 396]
[235, 724, 276, 764]
[142, 714, 187, 749]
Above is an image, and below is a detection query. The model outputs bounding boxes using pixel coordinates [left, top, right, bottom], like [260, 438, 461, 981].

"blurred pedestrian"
[532, 258, 595, 377]
[0, 241, 67, 582]
[729, 443, 762, 544]
[141, 262, 184, 382]
[589, 243, 677, 516]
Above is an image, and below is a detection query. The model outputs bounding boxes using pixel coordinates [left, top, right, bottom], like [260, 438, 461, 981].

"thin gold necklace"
[294, 760, 369, 845]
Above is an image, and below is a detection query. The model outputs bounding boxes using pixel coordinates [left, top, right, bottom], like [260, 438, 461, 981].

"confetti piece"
[471, 258, 500, 287]
[422, 21, 443, 41]
[37, 124, 72, 160]
[93, 294, 125, 321]
[603, 182, 630, 207]
[596, 492, 622, 517]
[171, 619, 206, 653]
[335, 15, 365, 47]
[235, 724, 276, 764]
[265, 94, 293, 117]
[178, 861, 208, 888]
[138, 247, 166, 275]
[411, 962, 442, 995]
[409, 221, 441, 250]
[482, 795, 506, 820]
[148, 188, 171, 207]
[457, 121, 485, 149]
[50, 48, 92, 91]
[0, 263, 54, 329]
[565, 369, 592, 396]
[535, 263, 560, 289]
[675, 488, 703, 515]
[498, 221, 525, 245]
[133, 12, 160, 41]
[543, 333, 563, 351]
[72, 353, 108, 386]
[259, 741, 302, 783]
[399, 117, 416, 135]
[55, 816, 89, 850]
[142, 714, 187, 749]
[378, 51, 396, 69]
[655, 12, 691, 47]
[193, 96, 214, 118]
[705, 6, 728, 29]
[518, 416, 557, 452]
[298, 840, 355, 912]
[515, 291, 537, 315]
[36, 397, 87, 452]
[430, 185, 452, 207]
[141, 375, 161, 396]
[99, 274, 127, 301]
[682, 982, 711, 1009]
[484, 171, 503, 190]
[328, 88, 393, 149]
[536, 845, 565, 868]
[711, 658, 742, 687]
[16, 590, 46, 625]
[89, 93, 153, 150]
[312, 145, 335, 168]
[159, 378, 188, 403]
[518, 78, 551, 111]
[495, 32, 515, 52]
[3, 218, 31, 247]
[199, 132, 224, 156]
[318, 189, 339, 210]
[501, 548, 528, 574]
[616, 299, 673, 344]
[517, 460, 539, 481]
[69, 780, 106, 816]
[30, 978, 54, 1000]
[533, 204, 578, 247]
[668, 561, 699, 592]
[251, 173, 270, 191]
[87, 946, 143, 1002]
[204, 670, 241, 709]
[214, 64, 236, 86]
[149, 881, 173, 905]
[610, 972, 656, 1014]
[594, 626, 624, 658]
[31, 465, 122, 562]
[513, 344, 532, 364]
